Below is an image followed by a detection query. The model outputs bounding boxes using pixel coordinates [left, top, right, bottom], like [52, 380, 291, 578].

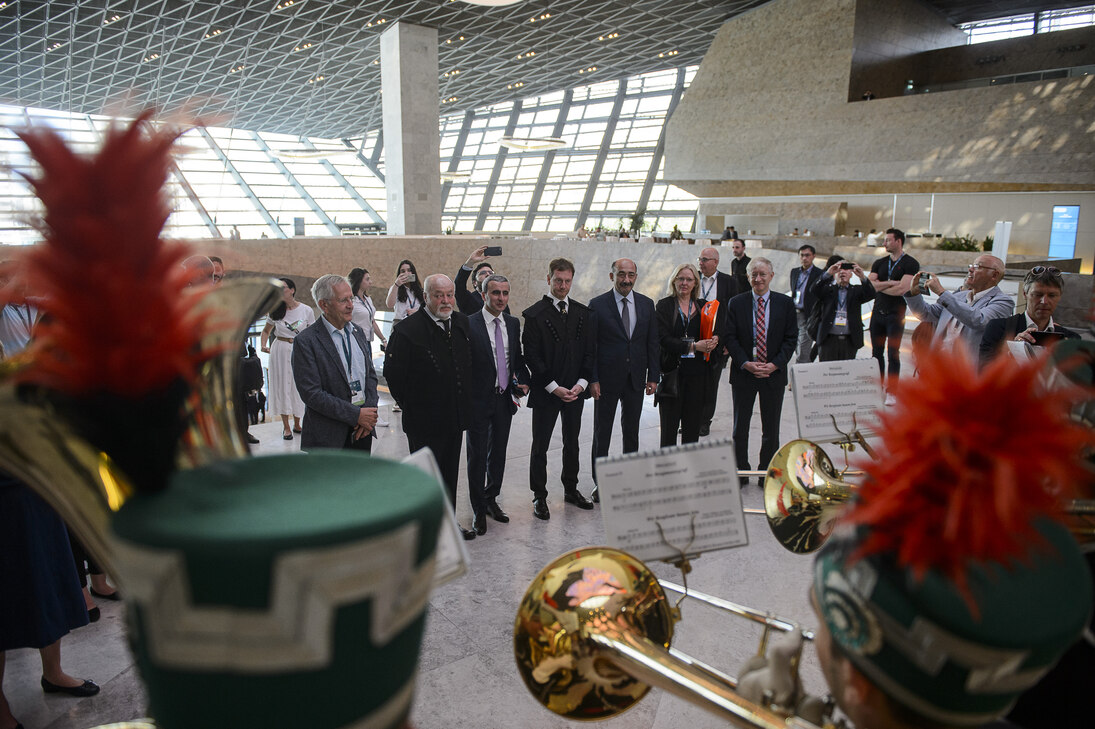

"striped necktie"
[755, 296, 767, 363]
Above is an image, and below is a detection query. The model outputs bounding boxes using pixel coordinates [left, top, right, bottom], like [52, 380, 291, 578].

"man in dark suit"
[697, 246, 742, 436]
[730, 238, 750, 292]
[725, 257, 798, 482]
[812, 260, 875, 361]
[384, 273, 476, 540]
[464, 274, 530, 535]
[453, 245, 506, 315]
[292, 274, 378, 452]
[522, 258, 596, 520]
[589, 258, 660, 501]
[979, 265, 1079, 368]
[790, 244, 823, 363]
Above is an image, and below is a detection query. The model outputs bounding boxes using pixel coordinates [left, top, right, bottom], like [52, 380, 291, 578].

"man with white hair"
[292, 274, 379, 452]
[385, 273, 476, 540]
[905, 253, 1013, 358]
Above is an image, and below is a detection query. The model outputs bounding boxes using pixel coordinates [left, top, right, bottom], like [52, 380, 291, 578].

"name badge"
[681, 336, 695, 359]
[834, 312, 848, 327]
[350, 379, 366, 406]
[794, 289, 802, 306]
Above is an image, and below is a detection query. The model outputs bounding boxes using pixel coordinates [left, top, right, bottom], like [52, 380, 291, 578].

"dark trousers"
[529, 396, 584, 499]
[869, 311, 905, 384]
[466, 391, 514, 514]
[731, 378, 785, 472]
[818, 334, 858, 362]
[343, 430, 374, 452]
[408, 430, 463, 507]
[591, 385, 643, 482]
[700, 362, 726, 429]
[658, 370, 708, 447]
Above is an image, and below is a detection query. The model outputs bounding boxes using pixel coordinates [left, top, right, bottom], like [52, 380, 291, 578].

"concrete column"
[380, 22, 440, 235]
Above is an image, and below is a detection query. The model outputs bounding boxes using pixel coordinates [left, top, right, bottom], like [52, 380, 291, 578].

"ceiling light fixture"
[441, 171, 471, 182]
[506, 81, 524, 90]
[499, 136, 568, 151]
[658, 49, 679, 58]
[46, 41, 65, 52]
[229, 64, 246, 74]
[203, 29, 223, 39]
[529, 13, 551, 23]
[597, 32, 619, 41]
[577, 65, 597, 74]
[273, 0, 300, 11]
[307, 74, 326, 84]
[292, 42, 313, 52]
[459, 1, 523, 6]
[142, 52, 160, 63]
[366, 18, 387, 28]
[102, 14, 123, 26]
[516, 50, 536, 60]
[442, 96, 459, 104]
[442, 69, 461, 78]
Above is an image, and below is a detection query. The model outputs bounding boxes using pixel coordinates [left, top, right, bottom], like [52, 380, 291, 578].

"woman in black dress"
[655, 263, 725, 447]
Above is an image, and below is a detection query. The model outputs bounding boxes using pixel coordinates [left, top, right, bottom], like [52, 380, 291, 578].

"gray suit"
[905, 285, 1014, 357]
[292, 318, 378, 451]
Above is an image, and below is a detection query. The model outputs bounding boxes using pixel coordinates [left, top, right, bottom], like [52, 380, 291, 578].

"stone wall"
[664, 0, 1095, 195]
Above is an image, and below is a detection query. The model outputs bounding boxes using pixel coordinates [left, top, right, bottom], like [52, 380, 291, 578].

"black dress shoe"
[87, 607, 100, 623]
[41, 676, 100, 697]
[460, 527, 476, 541]
[473, 512, 487, 536]
[246, 433, 260, 444]
[699, 424, 711, 437]
[591, 487, 600, 504]
[90, 587, 120, 601]
[532, 498, 550, 520]
[486, 500, 509, 523]
[757, 476, 766, 488]
[564, 491, 595, 510]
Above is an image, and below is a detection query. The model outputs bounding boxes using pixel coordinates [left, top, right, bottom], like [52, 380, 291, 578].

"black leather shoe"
[246, 433, 260, 444]
[757, 476, 766, 488]
[90, 587, 120, 601]
[41, 676, 100, 697]
[473, 512, 487, 536]
[460, 527, 476, 541]
[564, 491, 595, 510]
[87, 607, 100, 623]
[699, 424, 711, 437]
[591, 487, 600, 504]
[532, 498, 550, 520]
[486, 500, 509, 523]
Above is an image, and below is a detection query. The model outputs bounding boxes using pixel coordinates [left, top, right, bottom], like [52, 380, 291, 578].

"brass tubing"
[660, 581, 814, 641]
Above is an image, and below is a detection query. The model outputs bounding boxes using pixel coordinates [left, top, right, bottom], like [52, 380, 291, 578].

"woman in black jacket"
[655, 263, 725, 446]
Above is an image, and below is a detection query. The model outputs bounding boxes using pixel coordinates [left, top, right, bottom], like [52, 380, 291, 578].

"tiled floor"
[6, 355, 891, 729]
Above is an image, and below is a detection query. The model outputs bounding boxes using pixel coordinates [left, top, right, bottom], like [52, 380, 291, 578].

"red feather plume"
[848, 346, 1095, 603]
[4, 110, 210, 394]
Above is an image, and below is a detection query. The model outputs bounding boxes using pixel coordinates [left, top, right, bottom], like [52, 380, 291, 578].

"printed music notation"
[790, 360, 882, 442]
[595, 439, 749, 563]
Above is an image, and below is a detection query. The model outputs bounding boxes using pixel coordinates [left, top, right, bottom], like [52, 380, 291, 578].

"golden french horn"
[514, 547, 838, 728]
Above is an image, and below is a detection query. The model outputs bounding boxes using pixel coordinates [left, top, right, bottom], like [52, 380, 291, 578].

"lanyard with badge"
[887, 253, 904, 280]
[679, 303, 695, 358]
[834, 287, 848, 327]
[794, 270, 809, 307]
[701, 276, 715, 302]
[342, 328, 366, 406]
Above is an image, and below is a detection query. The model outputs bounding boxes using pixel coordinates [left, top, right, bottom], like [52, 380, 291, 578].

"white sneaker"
[884, 393, 897, 406]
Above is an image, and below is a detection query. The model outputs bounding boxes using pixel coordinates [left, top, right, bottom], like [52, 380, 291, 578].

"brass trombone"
[514, 547, 838, 728]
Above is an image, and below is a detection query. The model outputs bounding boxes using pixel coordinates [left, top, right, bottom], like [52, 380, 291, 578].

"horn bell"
[763, 440, 857, 554]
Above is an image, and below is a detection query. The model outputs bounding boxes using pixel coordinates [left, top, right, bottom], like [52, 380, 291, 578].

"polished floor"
[5, 354, 892, 729]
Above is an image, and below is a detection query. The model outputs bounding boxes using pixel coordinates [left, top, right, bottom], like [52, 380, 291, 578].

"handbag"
[656, 368, 679, 399]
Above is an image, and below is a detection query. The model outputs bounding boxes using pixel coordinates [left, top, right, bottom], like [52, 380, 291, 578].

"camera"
[840, 262, 854, 270]
[918, 274, 931, 295]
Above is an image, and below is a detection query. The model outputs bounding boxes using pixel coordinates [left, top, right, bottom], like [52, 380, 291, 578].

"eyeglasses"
[967, 263, 1000, 272]
[697, 257, 715, 263]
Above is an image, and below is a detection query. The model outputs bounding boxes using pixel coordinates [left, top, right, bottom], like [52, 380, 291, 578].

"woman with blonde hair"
[654, 262, 725, 446]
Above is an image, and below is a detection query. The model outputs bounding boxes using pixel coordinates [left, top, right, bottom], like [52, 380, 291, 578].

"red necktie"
[755, 297, 767, 363]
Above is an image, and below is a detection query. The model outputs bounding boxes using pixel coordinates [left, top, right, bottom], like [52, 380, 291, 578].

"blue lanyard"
[701, 277, 715, 301]
[341, 328, 353, 379]
[836, 287, 848, 316]
[678, 302, 694, 329]
[887, 253, 904, 279]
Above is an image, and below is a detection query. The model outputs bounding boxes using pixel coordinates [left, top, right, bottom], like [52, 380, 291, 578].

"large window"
[961, 5, 1095, 44]
[0, 65, 700, 242]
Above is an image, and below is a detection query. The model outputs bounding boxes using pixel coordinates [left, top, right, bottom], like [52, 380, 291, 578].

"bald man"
[905, 254, 1014, 357]
[588, 259, 659, 501]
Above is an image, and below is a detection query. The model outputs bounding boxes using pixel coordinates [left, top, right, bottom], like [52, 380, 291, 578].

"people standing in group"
[906, 254, 1013, 360]
[522, 258, 596, 521]
[385, 259, 424, 323]
[655, 263, 724, 446]
[589, 259, 659, 500]
[696, 246, 741, 436]
[384, 274, 477, 540]
[867, 229, 919, 405]
[260, 277, 315, 440]
[464, 274, 529, 536]
[812, 260, 875, 362]
[790, 244, 823, 364]
[291, 274, 378, 452]
[730, 238, 750, 292]
[725, 257, 798, 485]
[979, 265, 1080, 368]
[454, 246, 509, 315]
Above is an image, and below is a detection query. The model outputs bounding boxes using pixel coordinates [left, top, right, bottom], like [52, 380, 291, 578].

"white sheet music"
[790, 359, 882, 442]
[399, 448, 469, 587]
[595, 438, 748, 563]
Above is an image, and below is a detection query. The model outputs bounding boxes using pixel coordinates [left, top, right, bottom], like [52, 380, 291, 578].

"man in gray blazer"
[905, 254, 1014, 358]
[292, 274, 379, 451]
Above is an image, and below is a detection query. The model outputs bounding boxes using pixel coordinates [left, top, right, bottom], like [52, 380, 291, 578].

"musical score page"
[790, 359, 882, 442]
[595, 438, 748, 563]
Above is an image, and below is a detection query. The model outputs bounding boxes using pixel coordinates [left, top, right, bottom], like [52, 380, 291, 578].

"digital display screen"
[1048, 205, 1080, 259]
